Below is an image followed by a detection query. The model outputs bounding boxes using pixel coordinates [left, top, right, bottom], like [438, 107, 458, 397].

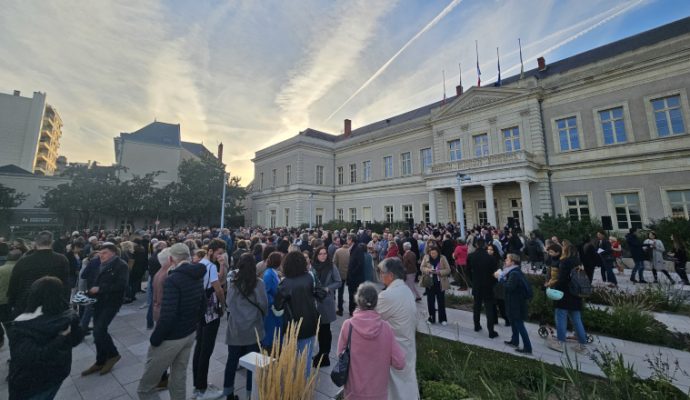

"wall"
[118, 140, 181, 186]
[0, 91, 46, 172]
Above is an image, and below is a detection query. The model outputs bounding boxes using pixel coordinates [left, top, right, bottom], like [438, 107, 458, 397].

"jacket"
[150, 262, 206, 346]
[92, 256, 129, 308]
[347, 244, 366, 287]
[225, 279, 268, 346]
[339, 310, 405, 400]
[273, 272, 319, 339]
[7, 249, 70, 316]
[467, 248, 498, 299]
[402, 250, 417, 275]
[333, 246, 350, 281]
[0, 260, 18, 305]
[453, 244, 468, 266]
[420, 255, 451, 291]
[553, 256, 582, 311]
[503, 268, 529, 321]
[626, 233, 645, 262]
[313, 261, 342, 324]
[7, 309, 83, 400]
[262, 268, 282, 347]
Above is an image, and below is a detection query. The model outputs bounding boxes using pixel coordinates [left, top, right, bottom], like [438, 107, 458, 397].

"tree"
[0, 183, 27, 227]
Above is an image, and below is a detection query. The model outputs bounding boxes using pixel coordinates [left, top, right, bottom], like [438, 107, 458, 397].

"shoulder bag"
[330, 323, 353, 387]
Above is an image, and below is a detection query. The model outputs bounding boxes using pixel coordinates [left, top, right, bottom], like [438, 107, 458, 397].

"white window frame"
[644, 89, 689, 139]
[592, 102, 634, 146]
[272, 169, 277, 188]
[560, 192, 594, 221]
[472, 133, 489, 158]
[315, 165, 324, 185]
[401, 204, 414, 222]
[606, 189, 647, 231]
[501, 126, 521, 153]
[384, 205, 394, 223]
[349, 163, 357, 184]
[422, 203, 430, 223]
[349, 207, 358, 223]
[448, 139, 462, 161]
[337, 166, 344, 185]
[285, 165, 291, 185]
[362, 160, 371, 182]
[660, 185, 690, 219]
[315, 208, 324, 226]
[383, 155, 393, 178]
[550, 113, 584, 153]
[420, 148, 433, 173]
[400, 152, 412, 176]
[337, 208, 344, 221]
[269, 209, 277, 228]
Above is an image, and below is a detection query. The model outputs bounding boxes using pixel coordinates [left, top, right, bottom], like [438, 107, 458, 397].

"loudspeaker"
[507, 217, 515, 227]
[407, 218, 414, 230]
[356, 220, 362, 227]
[601, 216, 613, 231]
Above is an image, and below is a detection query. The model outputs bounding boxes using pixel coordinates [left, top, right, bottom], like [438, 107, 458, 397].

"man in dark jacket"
[81, 243, 128, 376]
[346, 234, 365, 316]
[596, 230, 617, 286]
[626, 228, 647, 283]
[8, 231, 70, 318]
[467, 239, 498, 338]
[138, 243, 205, 400]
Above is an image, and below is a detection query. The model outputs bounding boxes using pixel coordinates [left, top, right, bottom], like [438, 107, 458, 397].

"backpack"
[569, 266, 592, 298]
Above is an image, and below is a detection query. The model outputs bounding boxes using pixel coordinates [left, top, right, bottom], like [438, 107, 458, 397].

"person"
[137, 244, 206, 400]
[668, 234, 689, 285]
[79, 251, 101, 334]
[8, 231, 70, 318]
[595, 231, 617, 287]
[548, 243, 588, 354]
[402, 242, 421, 301]
[347, 234, 366, 316]
[644, 232, 675, 284]
[0, 250, 21, 348]
[151, 248, 173, 324]
[338, 283, 405, 400]
[6, 277, 83, 400]
[261, 252, 283, 351]
[376, 258, 420, 400]
[255, 245, 275, 278]
[453, 239, 469, 289]
[467, 239, 499, 338]
[81, 243, 128, 376]
[610, 236, 625, 274]
[193, 239, 228, 399]
[385, 240, 400, 259]
[146, 240, 168, 329]
[311, 246, 342, 367]
[579, 238, 598, 283]
[273, 251, 320, 376]
[487, 244, 509, 327]
[223, 253, 268, 400]
[525, 233, 544, 272]
[333, 238, 350, 316]
[625, 228, 647, 283]
[66, 242, 83, 291]
[496, 254, 532, 354]
[420, 246, 451, 325]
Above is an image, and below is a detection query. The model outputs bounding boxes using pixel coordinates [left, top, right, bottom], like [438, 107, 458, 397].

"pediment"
[432, 87, 529, 120]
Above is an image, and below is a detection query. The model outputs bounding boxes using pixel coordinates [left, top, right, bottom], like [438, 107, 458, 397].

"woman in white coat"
[643, 231, 675, 284]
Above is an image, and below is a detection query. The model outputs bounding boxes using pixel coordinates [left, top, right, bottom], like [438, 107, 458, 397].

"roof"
[120, 121, 181, 147]
[181, 141, 214, 159]
[0, 164, 33, 175]
[299, 128, 339, 142]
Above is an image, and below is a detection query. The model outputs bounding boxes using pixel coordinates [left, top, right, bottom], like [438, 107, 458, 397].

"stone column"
[483, 183, 497, 228]
[455, 183, 466, 238]
[519, 180, 534, 233]
[428, 190, 438, 224]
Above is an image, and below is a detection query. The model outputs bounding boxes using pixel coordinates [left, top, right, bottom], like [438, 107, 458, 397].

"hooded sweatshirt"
[6, 307, 83, 400]
[337, 309, 405, 400]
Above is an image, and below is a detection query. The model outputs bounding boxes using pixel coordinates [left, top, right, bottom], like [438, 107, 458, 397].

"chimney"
[13, 90, 20, 96]
[344, 119, 352, 138]
[455, 85, 464, 96]
[217, 142, 224, 163]
[537, 57, 546, 71]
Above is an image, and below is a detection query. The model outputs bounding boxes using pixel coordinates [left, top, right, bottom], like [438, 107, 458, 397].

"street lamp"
[455, 172, 471, 239]
[220, 172, 228, 230]
[308, 192, 314, 230]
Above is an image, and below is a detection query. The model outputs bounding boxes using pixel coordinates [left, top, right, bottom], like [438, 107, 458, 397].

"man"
[346, 233, 365, 316]
[138, 244, 206, 400]
[333, 236, 350, 316]
[82, 243, 128, 376]
[376, 258, 420, 400]
[146, 240, 168, 329]
[467, 239, 499, 338]
[0, 250, 21, 348]
[596, 230, 617, 287]
[626, 227, 647, 283]
[7, 231, 70, 318]
[327, 235, 340, 260]
[402, 242, 421, 301]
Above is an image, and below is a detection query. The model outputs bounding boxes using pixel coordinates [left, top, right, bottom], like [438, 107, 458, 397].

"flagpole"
[442, 70, 447, 105]
[495, 47, 501, 87]
[519, 38, 524, 80]
[475, 40, 481, 87]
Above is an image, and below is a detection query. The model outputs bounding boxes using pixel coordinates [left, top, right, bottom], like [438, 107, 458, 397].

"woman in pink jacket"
[453, 239, 469, 289]
[337, 282, 405, 400]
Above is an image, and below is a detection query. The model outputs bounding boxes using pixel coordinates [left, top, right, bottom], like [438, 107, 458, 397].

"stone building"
[251, 17, 690, 232]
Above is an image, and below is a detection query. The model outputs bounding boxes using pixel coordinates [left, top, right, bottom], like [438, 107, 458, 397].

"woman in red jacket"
[453, 239, 469, 289]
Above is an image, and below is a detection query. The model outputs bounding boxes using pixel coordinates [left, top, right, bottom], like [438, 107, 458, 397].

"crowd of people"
[0, 220, 687, 399]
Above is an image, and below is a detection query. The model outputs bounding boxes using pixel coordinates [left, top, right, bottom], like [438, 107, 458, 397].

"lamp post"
[455, 172, 471, 239]
[308, 192, 314, 230]
[220, 172, 228, 230]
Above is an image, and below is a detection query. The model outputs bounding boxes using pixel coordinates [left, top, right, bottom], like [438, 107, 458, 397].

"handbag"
[330, 323, 353, 387]
[204, 264, 221, 324]
[311, 271, 328, 302]
[421, 274, 433, 289]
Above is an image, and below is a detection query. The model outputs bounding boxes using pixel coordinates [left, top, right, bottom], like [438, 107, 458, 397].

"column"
[455, 184, 466, 238]
[519, 180, 534, 233]
[483, 183, 497, 228]
[428, 190, 438, 224]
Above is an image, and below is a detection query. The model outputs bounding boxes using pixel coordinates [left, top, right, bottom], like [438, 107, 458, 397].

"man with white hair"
[146, 240, 168, 329]
[402, 242, 421, 301]
[138, 243, 206, 400]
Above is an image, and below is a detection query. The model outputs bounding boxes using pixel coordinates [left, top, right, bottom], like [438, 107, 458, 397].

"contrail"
[325, 0, 465, 121]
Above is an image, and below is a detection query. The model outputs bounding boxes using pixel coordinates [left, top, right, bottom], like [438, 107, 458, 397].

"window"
[556, 116, 580, 151]
[284, 208, 290, 227]
[448, 140, 462, 161]
[400, 152, 412, 176]
[510, 198, 522, 227]
[384, 205, 394, 223]
[476, 200, 488, 225]
[316, 165, 324, 185]
[450, 200, 467, 227]
[337, 208, 344, 221]
[349, 208, 357, 223]
[612, 193, 642, 230]
[286, 165, 291, 185]
[349, 164, 357, 183]
[272, 169, 277, 188]
[269, 210, 276, 228]
[473, 134, 489, 157]
[652, 95, 685, 136]
[420, 148, 433, 172]
[362, 207, 372, 224]
[668, 190, 690, 219]
[363, 160, 371, 182]
[402, 204, 413, 221]
[565, 195, 590, 222]
[337, 166, 343, 185]
[383, 156, 393, 178]
[259, 172, 264, 190]
[599, 107, 627, 144]
[502, 127, 520, 152]
[315, 208, 324, 226]
[422, 203, 430, 223]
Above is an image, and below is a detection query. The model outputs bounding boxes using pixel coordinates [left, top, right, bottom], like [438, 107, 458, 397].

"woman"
[223, 253, 268, 400]
[66, 242, 83, 291]
[311, 246, 342, 367]
[644, 232, 675, 284]
[668, 234, 689, 285]
[610, 236, 625, 274]
[273, 251, 320, 376]
[487, 244, 509, 327]
[367, 233, 381, 264]
[7, 277, 83, 400]
[548, 243, 588, 354]
[255, 245, 276, 279]
[420, 246, 451, 325]
[337, 283, 405, 400]
[453, 239, 469, 289]
[262, 252, 283, 350]
[385, 241, 400, 259]
[252, 243, 264, 263]
[496, 253, 532, 354]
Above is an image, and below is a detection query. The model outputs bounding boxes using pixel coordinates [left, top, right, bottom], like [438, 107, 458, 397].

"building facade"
[251, 17, 690, 233]
[0, 90, 63, 175]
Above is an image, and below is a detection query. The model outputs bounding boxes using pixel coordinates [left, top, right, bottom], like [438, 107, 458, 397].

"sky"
[2, 0, 689, 184]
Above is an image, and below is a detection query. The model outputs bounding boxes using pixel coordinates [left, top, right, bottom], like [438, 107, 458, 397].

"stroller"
[537, 322, 594, 343]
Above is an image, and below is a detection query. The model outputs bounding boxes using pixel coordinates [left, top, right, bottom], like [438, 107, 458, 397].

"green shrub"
[646, 217, 690, 250]
[536, 214, 603, 245]
[420, 380, 469, 400]
[445, 293, 473, 309]
[528, 285, 553, 323]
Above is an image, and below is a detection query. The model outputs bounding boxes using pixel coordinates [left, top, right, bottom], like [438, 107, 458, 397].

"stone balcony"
[425, 150, 536, 175]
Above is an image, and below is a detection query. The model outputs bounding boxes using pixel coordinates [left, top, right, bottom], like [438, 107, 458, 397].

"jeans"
[297, 336, 315, 377]
[146, 276, 154, 329]
[93, 305, 120, 365]
[600, 263, 617, 285]
[192, 318, 220, 390]
[317, 323, 332, 357]
[473, 295, 496, 333]
[555, 308, 587, 344]
[426, 280, 447, 323]
[631, 260, 646, 281]
[22, 384, 61, 400]
[80, 304, 93, 331]
[337, 281, 346, 312]
[509, 318, 532, 351]
[223, 343, 259, 396]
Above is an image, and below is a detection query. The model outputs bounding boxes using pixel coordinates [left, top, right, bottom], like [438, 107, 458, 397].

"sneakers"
[198, 385, 225, 400]
[515, 348, 533, 355]
[504, 340, 518, 348]
[548, 340, 564, 353]
[426, 317, 435, 325]
[488, 331, 499, 339]
[72, 291, 97, 305]
[81, 363, 103, 376]
[571, 344, 588, 354]
[440, 321, 448, 326]
[99, 354, 121, 375]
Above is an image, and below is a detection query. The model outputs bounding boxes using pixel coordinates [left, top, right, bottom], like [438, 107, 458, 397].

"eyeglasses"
[318, 252, 328, 256]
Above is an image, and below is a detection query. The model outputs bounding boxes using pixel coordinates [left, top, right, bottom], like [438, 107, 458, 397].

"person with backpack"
[495, 253, 532, 354]
[548, 243, 588, 354]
